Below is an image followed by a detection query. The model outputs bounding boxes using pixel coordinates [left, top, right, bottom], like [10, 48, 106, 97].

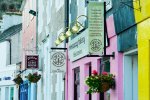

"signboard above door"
[68, 2, 105, 61]
[25, 55, 39, 69]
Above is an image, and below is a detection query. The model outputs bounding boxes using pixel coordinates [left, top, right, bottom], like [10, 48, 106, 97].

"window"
[5, 87, 9, 100]
[74, 67, 80, 100]
[89, 64, 92, 100]
[0, 88, 1, 100]
[100, 57, 110, 100]
[100, 57, 110, 74]
[10, 87, 14, 100]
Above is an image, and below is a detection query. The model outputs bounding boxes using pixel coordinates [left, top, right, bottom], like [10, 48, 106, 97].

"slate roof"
[0, 23, 22, 42]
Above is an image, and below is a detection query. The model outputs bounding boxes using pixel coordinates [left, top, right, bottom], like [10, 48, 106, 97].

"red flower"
[102, 72, 108, 75]
[92, 70, 98, 75]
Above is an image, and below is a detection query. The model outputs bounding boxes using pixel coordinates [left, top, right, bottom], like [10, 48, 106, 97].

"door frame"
[123, 48, 138, 100]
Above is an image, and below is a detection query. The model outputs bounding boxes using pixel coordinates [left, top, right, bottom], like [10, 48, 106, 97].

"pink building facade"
[66, 15, 123, 100]
[21, 0, 37, 69]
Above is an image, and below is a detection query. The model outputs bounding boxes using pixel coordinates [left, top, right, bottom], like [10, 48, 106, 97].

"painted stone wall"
[66, 14, 123, 100]
[133, 0, 150, 99]
[22, 0, 36, 69]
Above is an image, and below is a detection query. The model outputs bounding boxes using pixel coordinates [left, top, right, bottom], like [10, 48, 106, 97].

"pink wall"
[66, 15, 123, 100]
[106, 15, 123, 100]
[66, 57, 100, 100]
[22, 0, 37, 69]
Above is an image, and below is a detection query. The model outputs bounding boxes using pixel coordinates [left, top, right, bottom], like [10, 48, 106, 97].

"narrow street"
[0, 0, 149, 100]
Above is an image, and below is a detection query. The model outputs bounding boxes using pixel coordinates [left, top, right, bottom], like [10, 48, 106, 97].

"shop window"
[100, 57, 110, 73]
[0, 88, 1, 100]
[74, 67, 80, 100]
[100, 57, 110, 100]
[5, 87, 9, 100]
[10, 87, 14, 100]
[89, 63, 92, 100]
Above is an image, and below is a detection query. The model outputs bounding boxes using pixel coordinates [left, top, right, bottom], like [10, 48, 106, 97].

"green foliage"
[9, 4, 15, 10]
[13, 75, 23, 85]
[25, 73, 41, 83]
[85, 73, 115, 94]
[1, 3, 7, 11]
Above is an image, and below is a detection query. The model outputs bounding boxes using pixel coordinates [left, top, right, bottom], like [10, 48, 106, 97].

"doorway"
[124, 50, 138, 100]
[20, 82, 28, 100]
[74, 67, 80, 100]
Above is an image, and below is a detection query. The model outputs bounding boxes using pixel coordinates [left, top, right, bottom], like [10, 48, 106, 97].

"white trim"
[123, 48, 138, 100]
[124, 48, 138, 55]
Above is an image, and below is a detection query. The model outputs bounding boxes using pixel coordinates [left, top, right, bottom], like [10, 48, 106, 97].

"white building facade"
[0, 14, 22, 100]
[0, 14, 22, 33]
[0, 64, 20, 100]
[37, 0, 67, 100]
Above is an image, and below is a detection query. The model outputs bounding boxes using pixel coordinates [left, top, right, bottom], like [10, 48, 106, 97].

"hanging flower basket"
[85, 70, 115, 94]
[25, 72, 41, 83]
[13, 75, 23, 85]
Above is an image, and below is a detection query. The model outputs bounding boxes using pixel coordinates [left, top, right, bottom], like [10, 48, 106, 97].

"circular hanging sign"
[51, 52, 66, 67]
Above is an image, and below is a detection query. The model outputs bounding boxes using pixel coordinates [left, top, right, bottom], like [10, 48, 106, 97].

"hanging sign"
[88, 2, 104, 55]
[68, 29, 89, 61]
[68, 2, 105, 61]
[25, 55, 39, 69]
[50, 51, 66, 73]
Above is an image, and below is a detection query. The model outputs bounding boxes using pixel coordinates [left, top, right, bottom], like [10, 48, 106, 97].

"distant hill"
[0, 0, 23, 19]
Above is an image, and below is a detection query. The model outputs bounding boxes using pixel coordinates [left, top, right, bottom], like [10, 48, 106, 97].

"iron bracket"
[120, 0, 141, 11]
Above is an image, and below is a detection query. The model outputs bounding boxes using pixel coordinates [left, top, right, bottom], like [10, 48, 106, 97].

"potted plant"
[85, 70, 115, 94]
[25, 72, 41, 83]
[13, 74, 23, 85]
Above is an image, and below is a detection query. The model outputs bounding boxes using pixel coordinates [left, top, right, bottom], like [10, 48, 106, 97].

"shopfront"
[66, 13, 123, 100]
[19, 81, 30, 100]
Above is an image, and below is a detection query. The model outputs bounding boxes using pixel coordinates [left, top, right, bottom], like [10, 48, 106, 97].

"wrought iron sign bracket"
[87, 52, 115, 59]
[120, 0, 141, 11]
[103, 52, 115, 58]
[51, 47, 67, 50]
[18, 69, 27, 75]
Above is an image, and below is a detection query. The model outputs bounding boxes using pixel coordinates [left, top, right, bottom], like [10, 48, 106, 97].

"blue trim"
[19, 81, 31, 100]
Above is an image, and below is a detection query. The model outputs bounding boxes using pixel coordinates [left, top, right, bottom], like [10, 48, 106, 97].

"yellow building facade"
[134, 1, 150, 99]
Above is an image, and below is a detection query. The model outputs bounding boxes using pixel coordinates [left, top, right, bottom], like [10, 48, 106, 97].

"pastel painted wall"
[0, 64, 19, 100]
[133, 1, 150, 100]
[66, 14, 123, 100]
[106, 15, 123, 100]
[0, 41, 10, 67]
[67, 57, 100, 100]
[22, 0, 37, 69]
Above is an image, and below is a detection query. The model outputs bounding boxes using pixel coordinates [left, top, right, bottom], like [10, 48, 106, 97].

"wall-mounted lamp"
[55, 27, 70, 46]
[55, 38, 62, 46]
[65, 29, 72, 37]
[71, 21, 83, 33]
[55, 15, 88, 46]
[59, 32, 66, 41]
[71, 15, 87, 33]
[29, 10, 36, 16]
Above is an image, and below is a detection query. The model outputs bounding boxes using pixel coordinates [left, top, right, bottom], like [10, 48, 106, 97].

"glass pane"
[10, 87, 14, 100]
[104, 61, 110, 72]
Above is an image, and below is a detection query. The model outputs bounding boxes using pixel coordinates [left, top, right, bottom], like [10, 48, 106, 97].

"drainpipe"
[5, 39, 11, 64]
[64, 0, 69, 100]
[65, 0, 69, 44]
[36, 0, 39, 53]
[30, 1, 39, 100]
